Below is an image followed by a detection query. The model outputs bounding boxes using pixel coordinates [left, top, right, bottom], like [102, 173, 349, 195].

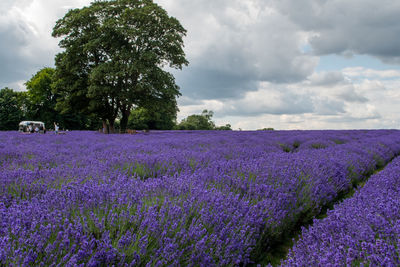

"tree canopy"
[128, 101, 177, 130]
[25, 67, 100, 130]
[25, 67, 58, 128]
[177, 110, 233, 130]
[0, 88, 24, 130]
[177, 110, 212, 130]
[52, 0, 188, 133]
[215, 124, 232, 131]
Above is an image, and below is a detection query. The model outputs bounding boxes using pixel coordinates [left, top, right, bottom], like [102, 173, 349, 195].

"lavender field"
[1, 130, 400, 266]
[283, 154, 400, 266]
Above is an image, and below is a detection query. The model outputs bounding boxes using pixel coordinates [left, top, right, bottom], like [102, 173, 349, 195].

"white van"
[19, 121, 46, 133]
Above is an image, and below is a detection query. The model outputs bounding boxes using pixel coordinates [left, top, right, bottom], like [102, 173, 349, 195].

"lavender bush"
[1, 130, 400, 266]
[282, 154, 400, 266]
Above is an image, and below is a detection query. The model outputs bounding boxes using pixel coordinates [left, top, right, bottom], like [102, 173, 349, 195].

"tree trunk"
[108, 119, 115, 133]
[102, 120, 109, 134]
[120, 109, 130, 133]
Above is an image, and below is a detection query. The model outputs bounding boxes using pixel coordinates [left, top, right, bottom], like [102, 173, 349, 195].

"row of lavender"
[282, 153, 400, 266]
[1, 130, 400, 265]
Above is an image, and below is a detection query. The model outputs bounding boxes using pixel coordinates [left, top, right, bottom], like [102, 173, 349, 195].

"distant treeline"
[0, 69, 101, 131]
[0, 84, 232, 131]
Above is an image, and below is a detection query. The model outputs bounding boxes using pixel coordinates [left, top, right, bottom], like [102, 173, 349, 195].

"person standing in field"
[54, 122, 59, 134]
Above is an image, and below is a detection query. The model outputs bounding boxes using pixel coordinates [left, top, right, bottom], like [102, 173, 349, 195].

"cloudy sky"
[1, 0, 400, 130]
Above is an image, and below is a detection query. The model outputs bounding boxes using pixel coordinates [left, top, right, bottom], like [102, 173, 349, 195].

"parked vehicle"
[19, 121, 46, 133]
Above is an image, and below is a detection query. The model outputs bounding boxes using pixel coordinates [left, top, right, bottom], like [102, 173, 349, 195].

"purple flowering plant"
[1, 130, 400, 266]
[282, 153, 400, 266]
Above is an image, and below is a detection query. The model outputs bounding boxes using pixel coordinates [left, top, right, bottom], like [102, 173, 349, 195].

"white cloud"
[343, 67, 400, 79]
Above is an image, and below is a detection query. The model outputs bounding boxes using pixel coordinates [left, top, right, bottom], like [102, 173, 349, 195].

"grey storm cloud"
[0, 8, 35, 84]
[0, 0, 88, 89]
[160, 0, 318, 100]
[273, 0, 400, 63]
[175, 68, 259, 100]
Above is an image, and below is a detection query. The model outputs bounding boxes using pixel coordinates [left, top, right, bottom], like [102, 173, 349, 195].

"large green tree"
[52, 0, 188, 133]
[0, 88, 24, 130]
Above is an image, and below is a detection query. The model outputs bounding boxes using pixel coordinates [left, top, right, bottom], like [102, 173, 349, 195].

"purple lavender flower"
[1, 130, 400, 265]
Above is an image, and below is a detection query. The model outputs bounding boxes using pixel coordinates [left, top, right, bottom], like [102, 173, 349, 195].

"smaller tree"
[127, 88, 179, 131]
[177, 110, 215, 130]
[215, 124, 232, 130]
[25, 67, 58, 127]
[128, 106, 177, 130]
[26, 67, 101, 130]
[127, 107, 151, 130]
[0, 88, 24, 130]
